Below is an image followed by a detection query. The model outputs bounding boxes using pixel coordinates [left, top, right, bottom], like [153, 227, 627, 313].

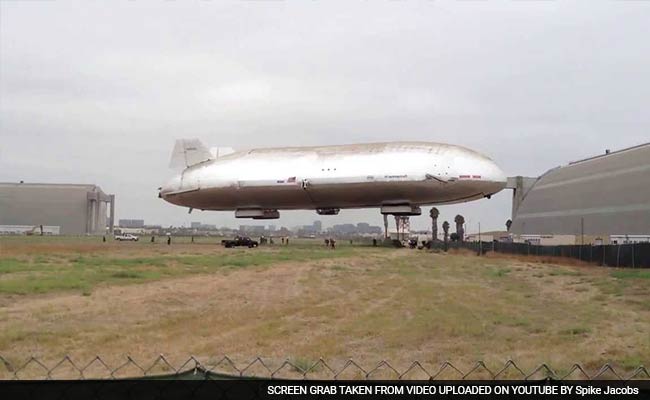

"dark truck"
[221, 236, 259, 248]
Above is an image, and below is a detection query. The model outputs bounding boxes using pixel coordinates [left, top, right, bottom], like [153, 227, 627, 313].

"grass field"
[1, 235, 649, 378]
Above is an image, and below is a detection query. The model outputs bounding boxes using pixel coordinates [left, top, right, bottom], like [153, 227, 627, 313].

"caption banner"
[1, 380, 648, 399]
[267, 382, 642, 397]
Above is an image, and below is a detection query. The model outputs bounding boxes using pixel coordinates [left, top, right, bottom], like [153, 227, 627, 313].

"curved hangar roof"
[511, 142, 650, 235]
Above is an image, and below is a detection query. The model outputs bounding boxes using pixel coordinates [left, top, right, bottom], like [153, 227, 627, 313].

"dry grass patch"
[0, 237, 648, 378]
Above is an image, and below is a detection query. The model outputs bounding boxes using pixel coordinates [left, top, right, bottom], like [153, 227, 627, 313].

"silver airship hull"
[160, 141, 507, 218]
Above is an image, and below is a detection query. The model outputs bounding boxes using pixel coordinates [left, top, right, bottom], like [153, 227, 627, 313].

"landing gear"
[235, 209, 280, 219]
[380, 204, 421, 216]
[380, 204, 417, 243]
[393, 215, 410, 242]
[316, 208, 340, 215]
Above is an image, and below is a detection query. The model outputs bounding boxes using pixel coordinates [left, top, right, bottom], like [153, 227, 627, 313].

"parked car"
[221, 236, 259, 248]
[114, 233, 139, 241]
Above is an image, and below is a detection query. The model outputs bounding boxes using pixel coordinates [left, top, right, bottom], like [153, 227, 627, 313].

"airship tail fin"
[169, 138, 213, 169]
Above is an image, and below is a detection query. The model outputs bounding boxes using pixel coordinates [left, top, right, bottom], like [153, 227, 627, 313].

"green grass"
[0, 244, 361, 295]
[487, 267, 511, 278]
[2, 236, 650, 375]
[610, 270, 650, 280]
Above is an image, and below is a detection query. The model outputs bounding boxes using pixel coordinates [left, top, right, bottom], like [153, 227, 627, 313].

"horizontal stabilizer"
[169, 139, 213, 169]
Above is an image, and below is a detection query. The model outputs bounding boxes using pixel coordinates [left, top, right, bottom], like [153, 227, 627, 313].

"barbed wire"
[0, 355, 648, 380]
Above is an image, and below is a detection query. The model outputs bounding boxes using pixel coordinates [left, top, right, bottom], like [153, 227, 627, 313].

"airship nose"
[482, 159, 507, 197]
[487, 160, 507, 185]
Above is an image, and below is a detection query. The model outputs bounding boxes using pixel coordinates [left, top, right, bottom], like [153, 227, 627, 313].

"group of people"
[324, 238, 337, 249]
[258, 236, 292, 245]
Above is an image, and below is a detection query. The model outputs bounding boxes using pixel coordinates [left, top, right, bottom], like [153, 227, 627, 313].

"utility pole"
[383, 214, 388, 240]
[580, 217, 584, 261]
[478, 222, 481, 256]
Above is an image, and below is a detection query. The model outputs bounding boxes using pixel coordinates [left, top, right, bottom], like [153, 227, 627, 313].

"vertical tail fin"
[169, 138, 213, 169]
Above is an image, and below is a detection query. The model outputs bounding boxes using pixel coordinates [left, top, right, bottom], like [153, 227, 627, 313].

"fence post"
[616, 244, 620, 268]
[579, 244, 582, 262]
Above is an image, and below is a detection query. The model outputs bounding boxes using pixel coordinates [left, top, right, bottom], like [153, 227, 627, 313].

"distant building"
[239, 225, 266, 235]
[357, 222, 370, 232]
[0, 182, 115, 235]
[356, 222, 382, 235]
[466, 231, 510, 243]
[188, 222, 217, 230]
[119, 219, 144, 228]
[330, 224, 357, 235]
[313, 220, 322, 232]
[512, 234, 577, 246]
[297, 220, 323, 237]
[609, 235, 650, 244]
[326, 222, 382, 236]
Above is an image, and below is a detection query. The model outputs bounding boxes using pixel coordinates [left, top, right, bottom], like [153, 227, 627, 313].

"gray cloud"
[1, 1, 649, 232]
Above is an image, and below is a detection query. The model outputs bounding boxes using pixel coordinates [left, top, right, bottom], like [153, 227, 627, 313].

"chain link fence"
[436, 241, 650, 268]
[1, 355, 649, 380]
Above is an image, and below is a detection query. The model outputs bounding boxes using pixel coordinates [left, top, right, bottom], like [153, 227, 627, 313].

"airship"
[159, 139, 507, 219]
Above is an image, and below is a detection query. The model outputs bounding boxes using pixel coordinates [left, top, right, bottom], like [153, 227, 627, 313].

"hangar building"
[509, 142, 650, 243]
[0, 182, 115, 235]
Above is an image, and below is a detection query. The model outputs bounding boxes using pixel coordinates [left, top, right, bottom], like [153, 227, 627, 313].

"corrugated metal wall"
[0, 183, 104, 235]
[511, 143, 650, 236]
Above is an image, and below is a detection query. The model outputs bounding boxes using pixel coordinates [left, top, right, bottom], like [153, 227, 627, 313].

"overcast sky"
[1, 1, 649, 232]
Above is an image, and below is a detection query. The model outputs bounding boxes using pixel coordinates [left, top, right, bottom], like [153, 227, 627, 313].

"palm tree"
[454, 214, 465, 242]
[429, 207, 439, 244]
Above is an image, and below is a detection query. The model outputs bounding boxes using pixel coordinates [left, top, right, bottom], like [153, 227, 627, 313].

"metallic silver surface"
[160, 141, 506, 213]
[0, 182, 114, 235]
[510, 142, 650, 235]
